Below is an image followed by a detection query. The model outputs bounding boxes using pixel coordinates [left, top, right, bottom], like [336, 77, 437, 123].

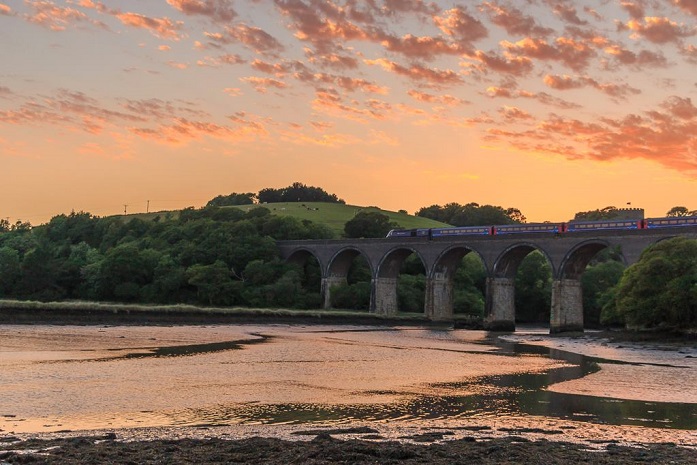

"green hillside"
[117, 202, 450, 236]
[230, 202, 451, 235]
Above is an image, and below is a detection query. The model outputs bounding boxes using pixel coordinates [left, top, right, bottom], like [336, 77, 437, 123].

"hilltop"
[115, 202, 450, 236]
[229, 202, 449, 235]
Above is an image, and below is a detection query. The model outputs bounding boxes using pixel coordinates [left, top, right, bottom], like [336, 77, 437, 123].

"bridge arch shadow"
[285, 248, 323, 308]
[373, 246, 427, 316]
[322, 247, 374, 311]
[427, 246, 486, 321]
[559, 239, 619, 280]
[484, 243, 554, 331]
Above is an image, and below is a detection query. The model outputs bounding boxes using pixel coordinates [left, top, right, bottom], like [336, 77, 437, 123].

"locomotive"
[386, 216, 697, 239]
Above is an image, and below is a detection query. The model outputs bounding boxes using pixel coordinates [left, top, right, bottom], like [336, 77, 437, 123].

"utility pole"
[123, 204, 128, 214]
[146, 200, 150, 213]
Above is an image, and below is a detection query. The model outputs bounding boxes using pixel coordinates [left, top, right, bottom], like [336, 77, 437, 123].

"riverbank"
[0, 299, 448, 327]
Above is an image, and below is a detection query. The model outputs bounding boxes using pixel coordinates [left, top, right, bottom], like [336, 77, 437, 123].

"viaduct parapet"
[277, 226, 697, 333]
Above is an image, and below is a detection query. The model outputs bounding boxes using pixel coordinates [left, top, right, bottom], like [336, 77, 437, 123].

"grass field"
[120, 202, 450, 235]
[229, 202, 450, 234]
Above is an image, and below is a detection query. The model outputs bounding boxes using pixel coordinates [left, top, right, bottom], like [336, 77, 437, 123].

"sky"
[1, 0, 697, 225]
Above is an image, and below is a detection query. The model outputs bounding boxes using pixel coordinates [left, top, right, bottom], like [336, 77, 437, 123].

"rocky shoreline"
[1, 429, 696, 464]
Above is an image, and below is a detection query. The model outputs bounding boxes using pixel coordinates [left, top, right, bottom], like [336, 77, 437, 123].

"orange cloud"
[304, 48, 359, 70]
[485, 98, 697, 174]
[207, 24, 284, 56]
[240, 77, 288, 93]
[661, 96, 697, 119]
[196, 54, 246, 67]
[132, 114, 268, 146]
[382, 0, 439, 16]
[292, 69, 388, 95]
[543, 74, 641, 100]
[499, 106, 534, 121]
[619, 16, 695, 44]
[0, 3, 12, 15]
[602, 44, 668, 69]
[501, 36, 596, 71]
[310, 88, 393, 123]
[274, 0, 371, 54]
[380, 34, 465, 60]
[251, 59, 294, 76]
[115, 12, 184, 40]
[407, 90, 465, 106]
[24, 0, 104, 31]
[433, 6, 488, 46]
[485, 84, 581, 110]
[480, 2, 553, 38]
[167, 61, 188, 69]
[674, 0, 697, 16]
[470, 50, 534, 76]
[552, 3, 587, 25]
[166, 0, 236, 23]
[0, 89, 146, 133]
[619, 1, 645, 20]
[681, 43, 697, 63]
[365, 58, 463, 86]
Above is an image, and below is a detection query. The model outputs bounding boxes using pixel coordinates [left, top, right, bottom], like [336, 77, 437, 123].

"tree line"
[0, 207, 331, 308]
[1, 194, 695, 332]
[206, 182, 345, 207]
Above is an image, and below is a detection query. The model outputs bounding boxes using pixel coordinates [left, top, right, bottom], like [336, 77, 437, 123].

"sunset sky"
[1, 0, 696, 225]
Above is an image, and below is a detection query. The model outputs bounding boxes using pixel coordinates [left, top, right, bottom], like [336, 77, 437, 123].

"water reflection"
[155, 334, 697, 430]
[0, 325, 695, 434]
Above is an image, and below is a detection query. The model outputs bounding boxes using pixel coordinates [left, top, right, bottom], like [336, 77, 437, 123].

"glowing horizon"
[1, 0, 696, 226]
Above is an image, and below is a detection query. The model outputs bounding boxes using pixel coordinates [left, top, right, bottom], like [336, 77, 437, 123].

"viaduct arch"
[277, 226, 697, 333]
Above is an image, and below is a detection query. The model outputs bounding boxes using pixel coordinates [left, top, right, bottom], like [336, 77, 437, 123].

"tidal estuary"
[0, 324, 696, 451]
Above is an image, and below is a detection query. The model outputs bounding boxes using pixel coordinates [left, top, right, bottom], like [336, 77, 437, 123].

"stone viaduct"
[277, 226, 697, 333]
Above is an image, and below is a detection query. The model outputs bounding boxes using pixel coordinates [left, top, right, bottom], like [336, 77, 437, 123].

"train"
[386, 216, 697, 239]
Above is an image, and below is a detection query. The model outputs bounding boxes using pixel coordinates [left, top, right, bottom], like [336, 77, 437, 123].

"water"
[0, 324, 696, 445]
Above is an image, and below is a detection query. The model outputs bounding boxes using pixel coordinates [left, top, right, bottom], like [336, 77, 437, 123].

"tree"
[666, 206, 696, 217]
[416, 202, 525, 226]
[45, 211, 101, 247]
[0, 246, 20, 296]
[582, 261, 625, 327]
[17, 245, 60, 300]
[257, 182, 345, 204]
[186, 260, 237, 306]
[612, 237, 697, 330]
[344, 211, 396, 238]
[452, 254, 486, 316]
[514, 251, 552, 323]
[96, 244, 159, 301]
[206, 192, 257, 207]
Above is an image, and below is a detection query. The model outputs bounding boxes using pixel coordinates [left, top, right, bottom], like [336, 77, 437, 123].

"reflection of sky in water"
[0, 325, 695, 435]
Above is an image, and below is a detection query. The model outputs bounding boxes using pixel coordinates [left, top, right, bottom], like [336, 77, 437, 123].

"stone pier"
[425, 273, 453, 321]
[321, 276, 348, 309]
[372, 277, 398, 316]
[550, 278, 584, 333]
[485, 277, 516, 331]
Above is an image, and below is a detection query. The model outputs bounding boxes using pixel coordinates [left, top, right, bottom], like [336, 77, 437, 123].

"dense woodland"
[1, 185, 695, 332]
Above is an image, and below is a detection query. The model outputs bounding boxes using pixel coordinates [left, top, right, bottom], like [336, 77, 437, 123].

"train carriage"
[430, 226, 492, 237]
[566, 219, 642, 232]
[645, 216, 697, 228]
[493, 223, 563, 235]
[386, 215, 697, 239]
